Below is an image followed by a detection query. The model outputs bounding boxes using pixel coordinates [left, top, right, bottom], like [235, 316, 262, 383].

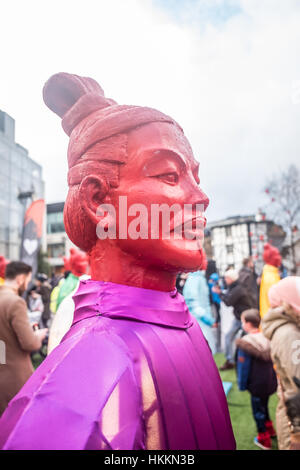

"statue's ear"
[79, 175, 109, 224]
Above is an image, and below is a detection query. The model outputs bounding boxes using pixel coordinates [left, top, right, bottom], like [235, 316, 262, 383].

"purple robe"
[0, 280, 235, 450]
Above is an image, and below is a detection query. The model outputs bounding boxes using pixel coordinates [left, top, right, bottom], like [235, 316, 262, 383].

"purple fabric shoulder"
[0, 319, 143, 450]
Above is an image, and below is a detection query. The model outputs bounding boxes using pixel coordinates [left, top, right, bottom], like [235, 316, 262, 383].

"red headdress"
[0, 256, 9, 279]
[263, 243, 282, 268]
[63, 248, 89, 277]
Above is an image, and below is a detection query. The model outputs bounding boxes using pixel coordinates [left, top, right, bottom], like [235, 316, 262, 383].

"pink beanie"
[268, 276, 300, 314]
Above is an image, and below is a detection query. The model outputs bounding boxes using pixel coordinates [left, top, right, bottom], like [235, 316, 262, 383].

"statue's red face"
[107, 122, 209, 272]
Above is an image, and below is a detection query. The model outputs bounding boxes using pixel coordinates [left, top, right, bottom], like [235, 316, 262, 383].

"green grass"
[31, 353, 44, 370]
[214, 353, 278, 450]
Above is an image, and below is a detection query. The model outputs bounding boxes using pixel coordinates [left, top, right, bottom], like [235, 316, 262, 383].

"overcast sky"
[0, 0, 299, 222]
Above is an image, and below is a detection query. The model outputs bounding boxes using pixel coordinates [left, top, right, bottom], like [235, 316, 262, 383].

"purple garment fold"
[0, 280, 236, 450]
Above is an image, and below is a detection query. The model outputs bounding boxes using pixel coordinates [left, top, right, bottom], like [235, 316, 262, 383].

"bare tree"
[263, 164, 300, 273]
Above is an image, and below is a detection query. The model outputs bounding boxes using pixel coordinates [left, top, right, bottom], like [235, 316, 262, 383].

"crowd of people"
[177, 247, 300, 450]
[176, 256, 260, 361]
[0, 262, 48, 416]
[0, 257, 85, 414]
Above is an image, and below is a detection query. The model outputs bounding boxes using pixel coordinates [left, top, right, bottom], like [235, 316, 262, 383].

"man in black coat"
[239, 257, 259, 309]
[35, 274, 52, 328]
[213, 268, 253, 370]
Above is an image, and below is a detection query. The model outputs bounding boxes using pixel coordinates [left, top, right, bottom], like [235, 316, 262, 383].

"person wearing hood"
[262, 276, 300, 450]
[236, 309, 277, 450]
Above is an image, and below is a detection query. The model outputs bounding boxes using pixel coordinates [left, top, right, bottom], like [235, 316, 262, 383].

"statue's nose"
[195, 187, 209, 212]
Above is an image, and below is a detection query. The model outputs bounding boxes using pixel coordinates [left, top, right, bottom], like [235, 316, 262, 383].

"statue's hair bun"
[43, 72, 104, 118]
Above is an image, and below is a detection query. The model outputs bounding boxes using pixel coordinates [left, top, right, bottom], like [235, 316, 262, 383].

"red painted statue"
[0, 73, 235, 450]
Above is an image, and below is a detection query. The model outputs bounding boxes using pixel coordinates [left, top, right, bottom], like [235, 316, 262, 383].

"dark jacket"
[37, 283, 51, 327]
[176, 274, 186, 295]
[220, 280, 253, 320]
[238, 266, 259, 308]
[236, 332, 277, 397]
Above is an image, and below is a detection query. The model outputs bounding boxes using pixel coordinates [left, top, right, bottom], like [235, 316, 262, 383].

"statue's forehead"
[127, 122, 195, 165]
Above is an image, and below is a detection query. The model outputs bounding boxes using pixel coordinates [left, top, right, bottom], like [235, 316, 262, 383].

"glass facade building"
[46, 202, 76, 273]
[47, 206, 65, 235]
[0, 110, 44, 259]
[47, 202, 66, 260]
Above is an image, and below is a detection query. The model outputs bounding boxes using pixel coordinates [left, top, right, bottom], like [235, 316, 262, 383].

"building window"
[225, 226, 232, 237]
[227, 244, 234, 254]
[48, 243, 65, 258]
[47, 212, 65, 233]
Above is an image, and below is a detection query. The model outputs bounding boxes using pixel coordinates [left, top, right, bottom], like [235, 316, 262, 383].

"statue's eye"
[157, 173, 178, 184]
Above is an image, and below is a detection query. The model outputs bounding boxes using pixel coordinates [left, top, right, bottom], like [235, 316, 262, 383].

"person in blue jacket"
[236, 309, 277, 450]
[208, 273, 221, 352]
[183, 270, 216, 354]
[208, 273, 221, 318]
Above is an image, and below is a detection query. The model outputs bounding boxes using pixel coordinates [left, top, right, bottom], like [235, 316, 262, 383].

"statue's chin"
[119, 237, 205, 274]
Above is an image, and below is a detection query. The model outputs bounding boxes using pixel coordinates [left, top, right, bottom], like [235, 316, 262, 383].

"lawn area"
[31, 352, 44, 370]
[214, 353, 278, 450]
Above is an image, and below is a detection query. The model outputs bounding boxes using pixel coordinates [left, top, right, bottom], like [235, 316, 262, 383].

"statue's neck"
[89, 241, 176, 292]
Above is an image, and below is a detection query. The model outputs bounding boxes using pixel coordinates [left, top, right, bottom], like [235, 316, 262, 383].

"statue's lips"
[168, 216, 206, 240]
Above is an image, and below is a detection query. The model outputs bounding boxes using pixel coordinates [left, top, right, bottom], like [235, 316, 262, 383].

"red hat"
[0, 256, 9, 279]
[263, 243, 282, 268]
[63, 248, 89, 277]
